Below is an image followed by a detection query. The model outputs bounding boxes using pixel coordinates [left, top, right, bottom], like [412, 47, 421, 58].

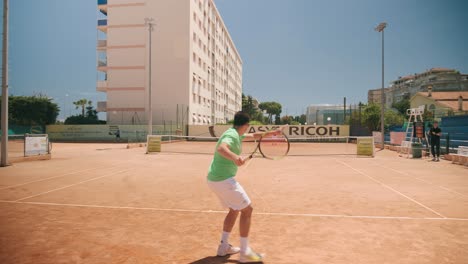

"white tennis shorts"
[207, 177, 251, 211]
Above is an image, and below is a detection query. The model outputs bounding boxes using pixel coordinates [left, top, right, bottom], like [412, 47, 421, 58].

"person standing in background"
[429, 121, 442, 161]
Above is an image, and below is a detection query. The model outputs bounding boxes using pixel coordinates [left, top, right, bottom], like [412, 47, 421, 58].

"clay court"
[0, 141, 467, 264]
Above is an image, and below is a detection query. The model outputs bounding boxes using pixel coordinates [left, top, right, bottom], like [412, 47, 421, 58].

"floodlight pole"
[375, 22, 387, 150]
[145, 18, 155, 137]
[1, 0, 9, 167]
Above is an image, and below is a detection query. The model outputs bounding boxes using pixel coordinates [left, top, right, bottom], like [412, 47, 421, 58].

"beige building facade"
[97, 0, 243, 125]
[410, 91, 468, 118]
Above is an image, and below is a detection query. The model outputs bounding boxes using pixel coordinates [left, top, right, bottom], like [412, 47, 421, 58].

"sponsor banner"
[189, 125, 350, 138]
[25, 136, 48, 156]
[390, 132, 406, 145]
[147, 136, 161, 153]
[357, 137, 374, 157]
[47, 125, 155, 142]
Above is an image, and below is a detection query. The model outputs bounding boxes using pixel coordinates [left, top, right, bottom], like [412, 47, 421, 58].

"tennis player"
[207, 111, 281, 263]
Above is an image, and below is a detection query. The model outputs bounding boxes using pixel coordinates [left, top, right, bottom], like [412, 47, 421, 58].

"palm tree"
[73, 99, 88, 116]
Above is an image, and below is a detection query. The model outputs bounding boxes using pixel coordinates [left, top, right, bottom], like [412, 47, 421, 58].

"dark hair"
[233, 111, 250, 127]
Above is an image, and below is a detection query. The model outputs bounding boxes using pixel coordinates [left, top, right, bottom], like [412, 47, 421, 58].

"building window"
[193, 53, 196, 62]
[193, 13, 196, 22]
[193, 32, 196, 42]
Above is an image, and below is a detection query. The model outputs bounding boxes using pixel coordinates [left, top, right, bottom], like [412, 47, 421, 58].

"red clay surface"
[0, 142, 467, 264]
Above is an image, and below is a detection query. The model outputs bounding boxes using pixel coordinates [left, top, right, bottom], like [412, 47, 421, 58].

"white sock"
[221, 231, 230, 245]
[240, 237, 249, 253]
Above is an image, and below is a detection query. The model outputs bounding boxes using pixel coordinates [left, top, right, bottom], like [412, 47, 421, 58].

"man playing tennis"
[207, 111, 280, 263]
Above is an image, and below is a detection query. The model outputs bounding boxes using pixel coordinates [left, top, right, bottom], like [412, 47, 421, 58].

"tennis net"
[148, 135, 374, 157]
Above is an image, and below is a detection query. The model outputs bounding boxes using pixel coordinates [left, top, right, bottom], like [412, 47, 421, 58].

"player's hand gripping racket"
[246, 129, 290, 160]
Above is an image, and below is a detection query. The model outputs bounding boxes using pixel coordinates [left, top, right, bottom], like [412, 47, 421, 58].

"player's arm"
[243, 125, 287, 140]
[217, 142, 244, 166]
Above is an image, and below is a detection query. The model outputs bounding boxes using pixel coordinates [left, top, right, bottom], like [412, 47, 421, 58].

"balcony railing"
[98, 59, 107, 67]
[97, 81, 107, 92]
[97, 101, 107, 112]
[97, 40, 107, 49]
[98, 19, 107, 26]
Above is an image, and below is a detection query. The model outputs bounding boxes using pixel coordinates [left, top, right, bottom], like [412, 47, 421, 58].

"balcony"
[98, 59, 107, 67]
[97, 80, 107, 92]
[97, 19, 107, 32]
[97, 40, 107, 50]
[97, 101, 107, 112]
[97, 59, 107, 72]
[98, 0, 107, 15]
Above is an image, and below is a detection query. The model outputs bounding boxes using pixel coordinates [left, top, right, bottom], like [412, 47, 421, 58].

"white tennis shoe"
[239, 248, 264, 263]
[217, 243, 240, 256]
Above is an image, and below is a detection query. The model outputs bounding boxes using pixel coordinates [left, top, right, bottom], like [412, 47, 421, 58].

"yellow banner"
[147, 136, 161, 153]
[357, 137, 374, 157]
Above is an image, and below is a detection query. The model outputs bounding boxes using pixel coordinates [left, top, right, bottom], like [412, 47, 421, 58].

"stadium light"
[375, 22, 387, 150]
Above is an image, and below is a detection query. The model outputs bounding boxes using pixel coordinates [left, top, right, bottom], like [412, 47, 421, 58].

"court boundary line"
[1, 200, 467, 221]
[0, 163, 123, 191]
[373, 162, 468, 198]
[335, 159, 447, 218]
[14, 169, 131, 202]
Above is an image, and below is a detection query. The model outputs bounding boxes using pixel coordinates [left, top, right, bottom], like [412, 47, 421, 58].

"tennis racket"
[246, 131, 290, 160]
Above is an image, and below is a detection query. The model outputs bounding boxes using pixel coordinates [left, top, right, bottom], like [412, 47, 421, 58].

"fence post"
[446, 132, 450, 154]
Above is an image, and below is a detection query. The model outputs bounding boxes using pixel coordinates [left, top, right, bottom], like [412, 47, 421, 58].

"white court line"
[0, 163, 123, 191]
[335, 159, 447, 219]
[373, 162, 468, 198]
[1, 200, 467, 221]
[14, 169, 131, 202]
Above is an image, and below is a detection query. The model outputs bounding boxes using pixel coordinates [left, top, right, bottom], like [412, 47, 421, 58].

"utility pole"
[145, 18, 155, 136]
[1, 0, 9, 167]
[375, 22, 387, 150]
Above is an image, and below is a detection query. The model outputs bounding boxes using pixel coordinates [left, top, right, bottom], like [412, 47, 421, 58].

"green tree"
[85, 100, 98, 119]
[65, 100, 104, 124]
[258, 101, 282, 124]
[392, 98, 410, 115]
[361, 103, 381, 131]
[1, 95, 59, 126]
[384, 109, 405, 129]
[73, 98, 89, 116]
[281, 115, 294, 125]
[295, 114, 307, 125]
[241, 94, 256, 117]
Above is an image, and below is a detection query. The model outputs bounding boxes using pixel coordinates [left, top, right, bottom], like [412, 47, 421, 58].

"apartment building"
[96, 0, 243, 125]
[368, 68, 468, 108]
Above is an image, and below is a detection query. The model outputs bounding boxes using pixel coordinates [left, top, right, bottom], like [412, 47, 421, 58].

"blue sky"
[1, 0, 467, 119]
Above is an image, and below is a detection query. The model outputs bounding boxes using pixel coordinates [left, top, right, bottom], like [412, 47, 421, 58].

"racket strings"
[259, 134, 290, 159]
